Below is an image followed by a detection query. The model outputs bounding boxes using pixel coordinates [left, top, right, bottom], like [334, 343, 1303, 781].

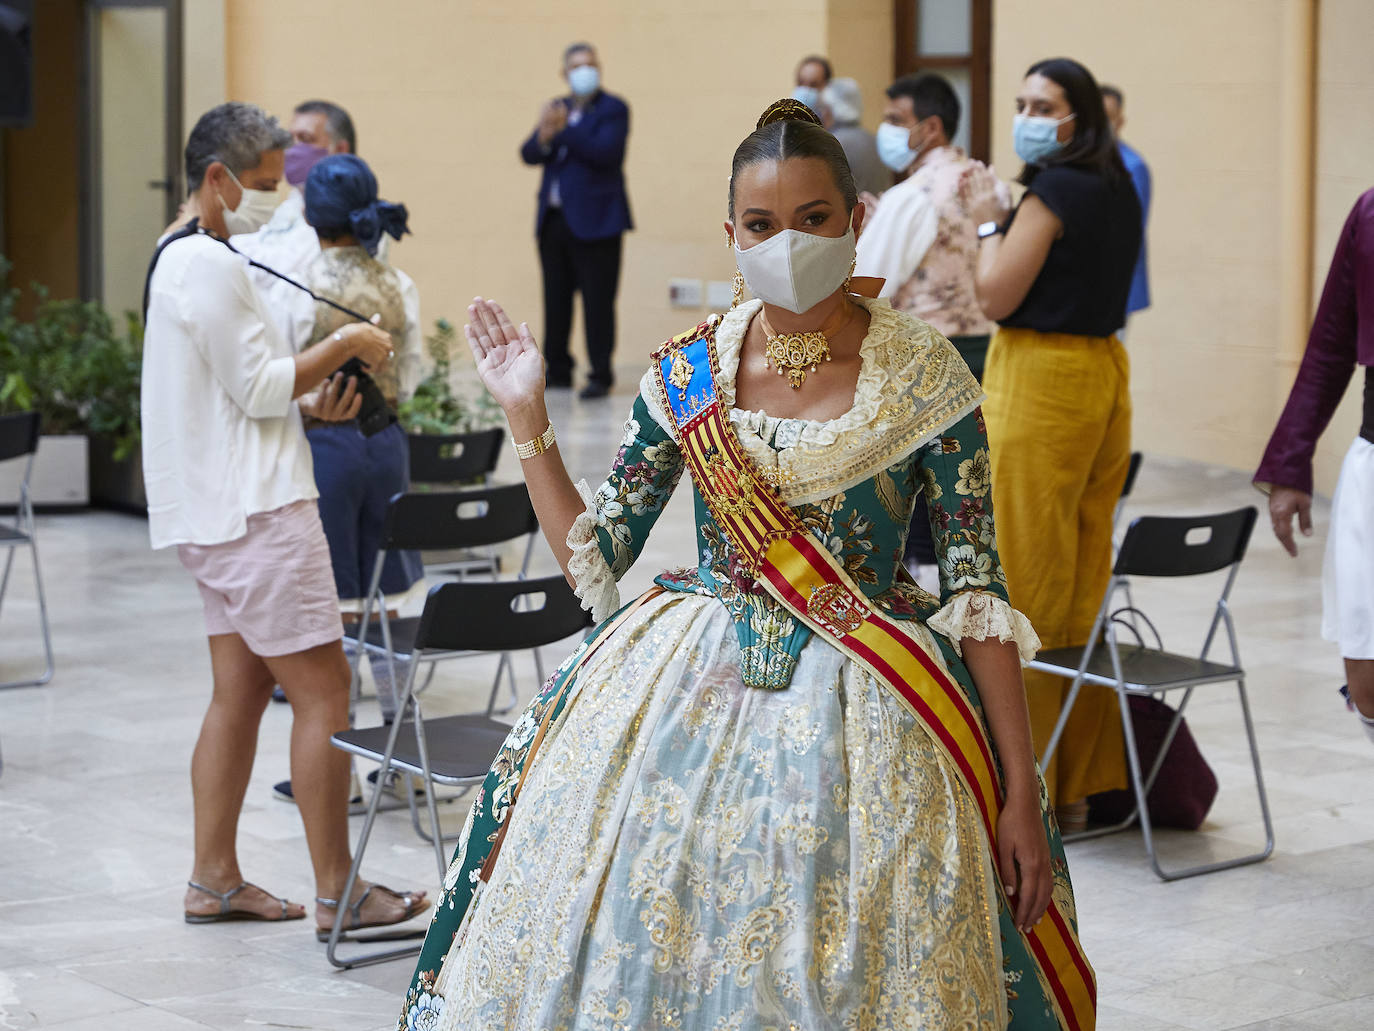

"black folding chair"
[326, 574, 593, 968]
[407, 427, 504, 486]
[1114, 451, 1144, 532]
[1029, 506, 1274, 881]
[349, 484, 540, 765]
[0, 411, 54, 690]
[407, 428, 506, 578]
[1112, 452, 1145, 633]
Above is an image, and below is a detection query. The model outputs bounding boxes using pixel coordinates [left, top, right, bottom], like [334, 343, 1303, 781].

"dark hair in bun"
[728, 98, 857, 219]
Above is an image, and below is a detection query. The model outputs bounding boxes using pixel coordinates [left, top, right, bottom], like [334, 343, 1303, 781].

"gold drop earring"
[842, 255, 856, 295]
[727, 228, 744, 309]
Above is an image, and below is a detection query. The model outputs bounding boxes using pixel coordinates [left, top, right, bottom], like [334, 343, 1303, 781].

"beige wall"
[225, 0, 888, 381]
[183, 0, 227, 131]
[991, 1, 1296, 484]
[991, 0, 1370, 496]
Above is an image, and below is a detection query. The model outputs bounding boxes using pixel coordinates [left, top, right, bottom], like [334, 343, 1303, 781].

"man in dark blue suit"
[521, 42, 633, 399]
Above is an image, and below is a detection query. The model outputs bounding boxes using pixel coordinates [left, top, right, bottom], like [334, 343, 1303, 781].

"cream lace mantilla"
[642, 298, 984, 506]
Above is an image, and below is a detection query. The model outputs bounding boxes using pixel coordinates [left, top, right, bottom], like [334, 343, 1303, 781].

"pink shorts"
[178, 500, 343, 657]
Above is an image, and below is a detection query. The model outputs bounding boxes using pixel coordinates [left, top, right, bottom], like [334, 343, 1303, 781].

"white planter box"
[0, 433, 89, 507]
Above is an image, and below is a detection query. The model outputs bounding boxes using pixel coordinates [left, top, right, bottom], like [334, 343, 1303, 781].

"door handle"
[147, 178, 174, 192]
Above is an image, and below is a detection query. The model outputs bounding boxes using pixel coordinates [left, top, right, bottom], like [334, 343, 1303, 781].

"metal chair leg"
[1120, 678, 1275, 881]
[324, 670, 427, 970]
[0, 542, 54, 690]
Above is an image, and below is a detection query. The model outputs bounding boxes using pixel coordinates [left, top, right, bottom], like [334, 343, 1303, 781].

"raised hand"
[464, 297, 546, 415]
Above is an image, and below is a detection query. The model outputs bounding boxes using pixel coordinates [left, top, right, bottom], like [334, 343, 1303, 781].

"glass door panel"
[87, 0, 179, 319]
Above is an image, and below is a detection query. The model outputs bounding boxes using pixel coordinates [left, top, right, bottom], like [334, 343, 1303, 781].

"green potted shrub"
[0, 269, 90, 506]
[0, 260, 144, 510]
[399, 317, 502, 436]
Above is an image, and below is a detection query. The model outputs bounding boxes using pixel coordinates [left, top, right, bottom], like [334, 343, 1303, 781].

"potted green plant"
[0, 269, 90, 507]
[0, 260, 144, 510]
[398, 317, 502, 436]
[83, 311, 145, 512]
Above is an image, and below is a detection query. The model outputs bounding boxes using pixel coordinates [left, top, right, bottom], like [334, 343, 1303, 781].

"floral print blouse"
[567, 298, 1038, 690]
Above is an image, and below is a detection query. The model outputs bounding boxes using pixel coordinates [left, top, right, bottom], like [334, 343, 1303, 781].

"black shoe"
[546, 374, 572, 389]
[578, 380, 611, 399]
[274, 777, 368, 815]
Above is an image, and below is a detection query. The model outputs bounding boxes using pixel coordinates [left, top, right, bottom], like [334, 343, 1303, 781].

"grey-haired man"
[143, 101, 427, 936]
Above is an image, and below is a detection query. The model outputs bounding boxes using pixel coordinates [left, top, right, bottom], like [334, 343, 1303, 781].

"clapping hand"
[537, 99, 568, 146]
[464, 298, 546, 415]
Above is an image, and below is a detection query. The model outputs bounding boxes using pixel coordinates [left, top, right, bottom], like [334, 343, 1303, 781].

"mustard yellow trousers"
[983, 326, 1131, 805]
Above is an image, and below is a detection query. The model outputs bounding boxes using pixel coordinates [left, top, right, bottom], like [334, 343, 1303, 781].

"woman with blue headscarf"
[292, 153, 423, 726]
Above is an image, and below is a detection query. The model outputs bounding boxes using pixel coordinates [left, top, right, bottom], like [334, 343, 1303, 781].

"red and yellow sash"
[654, 319, 1096, 1031]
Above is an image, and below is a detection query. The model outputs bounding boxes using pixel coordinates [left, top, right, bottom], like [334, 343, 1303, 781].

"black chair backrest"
[413, 574, 593, 653]
[0, 411, 41, 464]
[1113, 506, 1258, 578]
[408, 428, 504, 484]
[1120, 451, 1143, 502]
[382, 483, 539, 550]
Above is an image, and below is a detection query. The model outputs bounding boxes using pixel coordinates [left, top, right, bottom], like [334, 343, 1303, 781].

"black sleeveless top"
[999, 165, 1143, 338]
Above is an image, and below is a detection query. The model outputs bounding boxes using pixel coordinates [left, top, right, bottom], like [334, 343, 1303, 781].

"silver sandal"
[184, 880, 301, 924]
[314, 883, 430, 941]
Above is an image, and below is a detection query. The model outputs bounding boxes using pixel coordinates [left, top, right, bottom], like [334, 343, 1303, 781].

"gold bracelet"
[513, 422, 557, 460]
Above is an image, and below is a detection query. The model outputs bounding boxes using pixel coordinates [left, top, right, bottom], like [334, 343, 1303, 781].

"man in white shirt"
[143, 101, 427, 936]
[232, 99, 388, 328]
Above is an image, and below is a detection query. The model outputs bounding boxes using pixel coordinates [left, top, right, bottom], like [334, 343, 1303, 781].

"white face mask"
[734, 224, 856, 315]
[875, 121, 921, 173]
[219, 167, 281, 235]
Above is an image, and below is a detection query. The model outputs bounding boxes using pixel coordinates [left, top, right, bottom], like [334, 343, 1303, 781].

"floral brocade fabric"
[396, 301, 1075, 1031]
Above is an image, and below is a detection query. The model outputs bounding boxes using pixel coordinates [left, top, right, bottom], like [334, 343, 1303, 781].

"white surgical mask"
[568, 65, 600, 97]
[792, 85, 821, 112]
[219, 167, 281, 236]
[734, 224, 856, 315]
[875, 121, 921, 172]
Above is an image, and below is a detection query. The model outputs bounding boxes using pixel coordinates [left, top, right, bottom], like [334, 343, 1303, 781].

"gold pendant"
[765, 330, 831, 389]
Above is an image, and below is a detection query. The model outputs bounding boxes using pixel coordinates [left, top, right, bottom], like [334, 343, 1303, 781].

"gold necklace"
[759, 303, 852, 389]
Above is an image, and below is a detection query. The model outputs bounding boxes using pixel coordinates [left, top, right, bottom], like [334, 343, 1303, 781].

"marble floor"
[2, 383, 1372, 1030]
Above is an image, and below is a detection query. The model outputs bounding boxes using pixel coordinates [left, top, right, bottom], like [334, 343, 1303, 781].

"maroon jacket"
[1255, 188, 1374, 495]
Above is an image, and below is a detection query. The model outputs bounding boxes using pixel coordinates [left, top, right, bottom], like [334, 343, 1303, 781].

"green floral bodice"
[582, 393, 1010, 690]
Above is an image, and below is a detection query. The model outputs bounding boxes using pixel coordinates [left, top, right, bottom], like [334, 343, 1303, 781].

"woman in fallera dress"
[397, 101, 1096, 1031]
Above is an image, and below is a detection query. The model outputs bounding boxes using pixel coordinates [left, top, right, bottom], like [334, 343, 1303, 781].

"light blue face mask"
[792, 85, 821, 112]
[1013, 112, 1075, 164]
[875, 121, 921, 173]
[568, 64, 600, 97]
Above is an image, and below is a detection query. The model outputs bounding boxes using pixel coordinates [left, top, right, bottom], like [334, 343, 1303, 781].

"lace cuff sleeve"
[927, 590, 1041, 663]
[566, 479, 621, 624]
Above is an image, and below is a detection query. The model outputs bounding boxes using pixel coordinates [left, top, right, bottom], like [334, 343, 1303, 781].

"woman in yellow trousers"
[963, 57, 1142, 828]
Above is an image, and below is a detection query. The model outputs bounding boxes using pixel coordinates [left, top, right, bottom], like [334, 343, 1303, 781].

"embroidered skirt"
[402, 591, 1078, 1031]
